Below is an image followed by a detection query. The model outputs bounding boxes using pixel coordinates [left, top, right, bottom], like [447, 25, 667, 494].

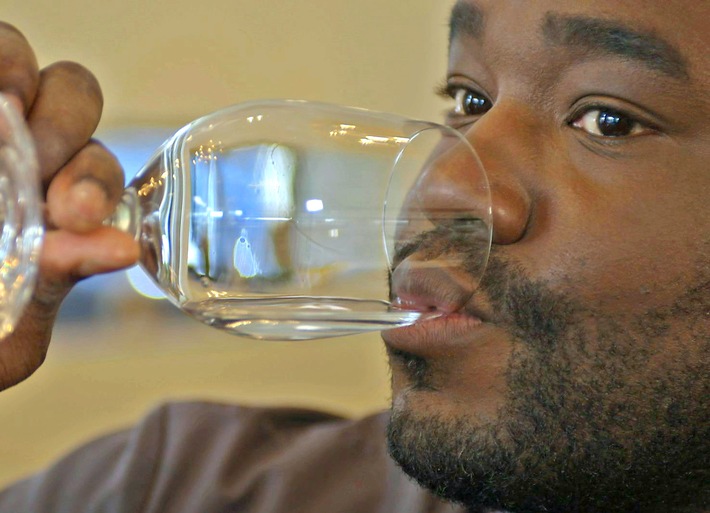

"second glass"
[0, 95, 42, 338]
[110, 100, 492, 340]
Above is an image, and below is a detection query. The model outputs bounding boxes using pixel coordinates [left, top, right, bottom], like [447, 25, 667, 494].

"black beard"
[386, 253, 710, 513]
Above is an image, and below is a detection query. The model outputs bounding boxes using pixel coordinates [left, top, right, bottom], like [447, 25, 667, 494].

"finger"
[27, 61, 103, 183]
[46, 140, 125, 232]
[0, 22, 39, 113]
[34, 228, 139, 309]
[38, 227, 139, 291]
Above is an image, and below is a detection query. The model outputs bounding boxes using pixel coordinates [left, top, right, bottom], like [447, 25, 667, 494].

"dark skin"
[0, 1, 707, 511]
[383, 0, 709, 511]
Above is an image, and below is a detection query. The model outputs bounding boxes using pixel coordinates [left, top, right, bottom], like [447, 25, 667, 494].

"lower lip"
[383, 312, 484, 356]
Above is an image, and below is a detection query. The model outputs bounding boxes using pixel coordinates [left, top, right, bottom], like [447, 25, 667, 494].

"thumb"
[0, 228, 138, 391]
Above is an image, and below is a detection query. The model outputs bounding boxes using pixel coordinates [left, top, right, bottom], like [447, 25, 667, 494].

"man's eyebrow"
[543, 13, 689, 80]
[449, 1, 484, 43]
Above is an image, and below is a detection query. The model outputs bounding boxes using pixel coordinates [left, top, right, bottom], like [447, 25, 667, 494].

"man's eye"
[571, 108, 647, 138]
[453, 88, 492, 116]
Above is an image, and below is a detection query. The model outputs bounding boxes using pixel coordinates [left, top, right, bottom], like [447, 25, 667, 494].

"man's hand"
[0, 22, 140, 390]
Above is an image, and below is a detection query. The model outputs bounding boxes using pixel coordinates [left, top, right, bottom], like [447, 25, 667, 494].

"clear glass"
[0, 94, 43, 337]
[109, 100, 492, 340]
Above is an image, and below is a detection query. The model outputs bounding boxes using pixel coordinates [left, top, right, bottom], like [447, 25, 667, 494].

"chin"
[385, 334, 512, 427]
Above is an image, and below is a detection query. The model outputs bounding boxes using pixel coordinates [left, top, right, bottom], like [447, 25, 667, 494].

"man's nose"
[415, 104, 533, 246]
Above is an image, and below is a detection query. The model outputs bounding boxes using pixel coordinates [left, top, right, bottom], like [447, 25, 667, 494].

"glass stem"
[104, 187, 141, 240]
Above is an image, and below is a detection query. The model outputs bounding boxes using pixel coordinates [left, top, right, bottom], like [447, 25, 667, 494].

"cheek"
[519, 154, 708, 316]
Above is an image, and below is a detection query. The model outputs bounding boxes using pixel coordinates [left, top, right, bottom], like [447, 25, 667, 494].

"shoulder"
[137, 401, 457, 513]
[144, 399, 389, 455]
[0, 401, 462, 513]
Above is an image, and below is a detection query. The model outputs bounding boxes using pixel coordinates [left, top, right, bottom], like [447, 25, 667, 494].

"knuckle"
[0, 57, 38, 106]
[0, 54, 37, 98]
[73, 142, 125, 190]
[0, 21, 26, 41]
[89, 139, 122, 169]
[33, 122, 70, 174]
[44, 60, 103, 106]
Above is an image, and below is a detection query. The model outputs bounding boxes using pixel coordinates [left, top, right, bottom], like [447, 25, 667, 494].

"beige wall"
[3, 0, 452, 125]
[0, 0, 454, 486]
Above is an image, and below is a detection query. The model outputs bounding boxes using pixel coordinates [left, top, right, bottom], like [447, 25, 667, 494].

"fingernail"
[68, 179, 109, 224]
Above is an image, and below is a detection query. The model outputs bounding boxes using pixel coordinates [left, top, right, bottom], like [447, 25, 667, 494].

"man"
[0, 1, 707, 512]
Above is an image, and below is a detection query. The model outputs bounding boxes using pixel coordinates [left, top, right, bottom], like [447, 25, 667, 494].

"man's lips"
[385, 257, 491, 356]
[383, 313, 485, 358]
[389, 256, 490, 319]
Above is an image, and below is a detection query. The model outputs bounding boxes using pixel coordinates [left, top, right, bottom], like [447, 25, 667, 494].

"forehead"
[449, 0, 710, 78]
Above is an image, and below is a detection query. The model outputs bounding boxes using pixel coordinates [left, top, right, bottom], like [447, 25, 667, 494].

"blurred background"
[0, 0, 453, 486]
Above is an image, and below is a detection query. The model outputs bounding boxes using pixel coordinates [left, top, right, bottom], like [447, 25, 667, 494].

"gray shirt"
[0, 401, 464, 513]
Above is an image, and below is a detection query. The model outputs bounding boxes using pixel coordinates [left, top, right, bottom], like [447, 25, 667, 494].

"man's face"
[383, 1, 709, 512]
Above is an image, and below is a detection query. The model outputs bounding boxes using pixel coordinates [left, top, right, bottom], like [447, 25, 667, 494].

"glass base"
[181, 297, 423, 340]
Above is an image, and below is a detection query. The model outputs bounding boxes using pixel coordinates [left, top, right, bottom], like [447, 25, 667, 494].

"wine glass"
[107, 100, 492, 340]
[0, 94, 43, 337]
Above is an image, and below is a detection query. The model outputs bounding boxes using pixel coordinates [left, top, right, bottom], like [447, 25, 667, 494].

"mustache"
[481, 256, 575, 349]
[392, 221, 490, 275]
[390, 223, 574, 344]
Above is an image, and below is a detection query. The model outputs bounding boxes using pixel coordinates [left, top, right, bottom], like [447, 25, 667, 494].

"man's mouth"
[384, 254, 492, 357]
